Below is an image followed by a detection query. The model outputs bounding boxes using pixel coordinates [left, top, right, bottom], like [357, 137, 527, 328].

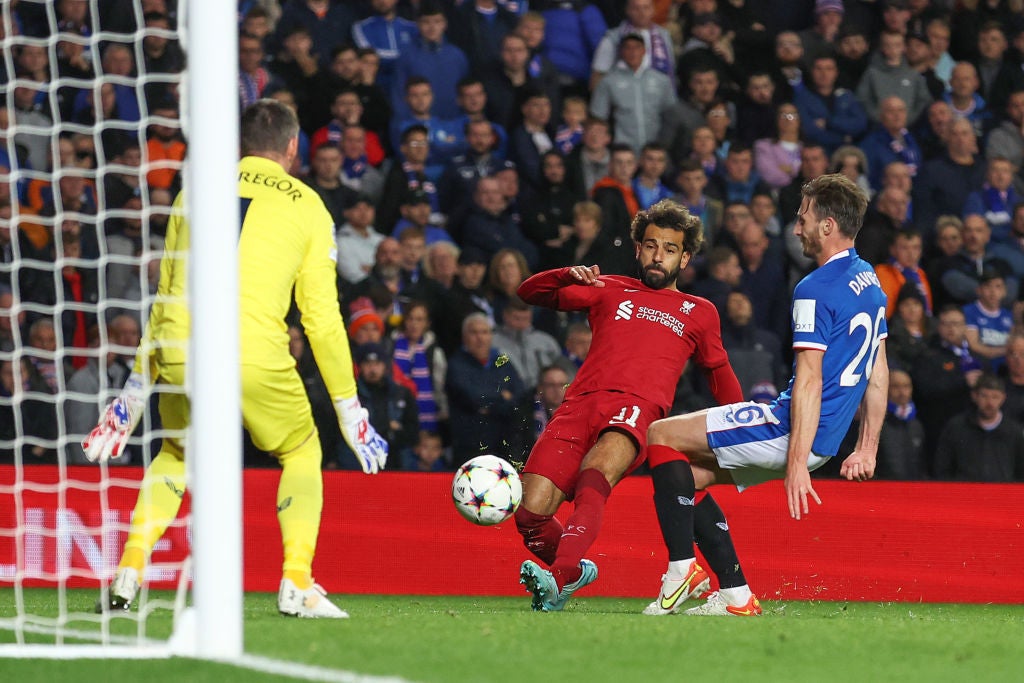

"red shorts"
[524, 391, 666, 496]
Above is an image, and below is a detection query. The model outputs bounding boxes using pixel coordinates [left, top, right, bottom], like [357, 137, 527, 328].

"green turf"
[2, 589, 1022, 682]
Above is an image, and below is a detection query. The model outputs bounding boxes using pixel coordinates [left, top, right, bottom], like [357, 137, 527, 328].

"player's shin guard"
[120, 448, 187, 572]
[550, 468, 611, 589]
[276, 431, 324, 587]
[649, 445, 697, 562]
[693, 491, 748, 589]
[514, 506, 563, 566]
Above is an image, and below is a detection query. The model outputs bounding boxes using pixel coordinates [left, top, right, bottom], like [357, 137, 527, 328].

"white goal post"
[0, 0, 241, 660]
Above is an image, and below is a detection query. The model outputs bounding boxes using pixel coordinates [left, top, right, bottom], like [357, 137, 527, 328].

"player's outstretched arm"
[518, 265, 604, 309]
[784, 348, 824, 520]
[840, 341, 888, 482]
[82, 372, 148, 462]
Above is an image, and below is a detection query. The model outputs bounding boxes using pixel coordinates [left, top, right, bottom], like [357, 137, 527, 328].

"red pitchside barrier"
[2, 465, 1023, 603]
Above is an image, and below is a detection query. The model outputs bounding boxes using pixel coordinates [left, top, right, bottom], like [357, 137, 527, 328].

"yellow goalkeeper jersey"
[135, 155, 356, 400]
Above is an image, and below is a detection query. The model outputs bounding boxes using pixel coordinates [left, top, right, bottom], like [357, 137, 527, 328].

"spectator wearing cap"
[590, 0, 675, 93]
[436, 246, 494, 356]
[906, 27, 946, 101]
[798, 0, 844, 68]
[445, 312, 530, 462]
[390, 1, 468, 121]
[338, 124, 386, 206]
[391, 190, 454, 244]
[856, 30, 933, 125]
[461, 176, 539, 270]
[335, 194, 385, 286]
[438, 119, 503, 217]
[509, 90, 556, 196]
[307, 143, 355, 225]
[351, 0, 418, 97]
[346, 296, 417, 390]
[337, 341, 418, 470]
[886, 282, 936, 370]
[793, 53, 868, 156]
[590, 33, 676, 155]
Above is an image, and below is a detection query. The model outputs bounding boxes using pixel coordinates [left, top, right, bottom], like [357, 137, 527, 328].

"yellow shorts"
[156, 362, 316, 456]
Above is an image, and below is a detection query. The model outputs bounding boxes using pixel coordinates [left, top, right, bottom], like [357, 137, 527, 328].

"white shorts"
[705, 402, 830, 490]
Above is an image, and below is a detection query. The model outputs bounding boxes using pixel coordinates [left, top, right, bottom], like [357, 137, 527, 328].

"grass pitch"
[1, 589, 1021, 682]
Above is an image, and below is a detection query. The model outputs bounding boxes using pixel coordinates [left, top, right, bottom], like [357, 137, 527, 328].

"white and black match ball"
[451, 455, 523, 526]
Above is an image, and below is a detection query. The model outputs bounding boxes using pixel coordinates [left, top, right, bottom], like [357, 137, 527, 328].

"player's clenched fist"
[335, 395, 389, 474]
[83, 373, 148, 462]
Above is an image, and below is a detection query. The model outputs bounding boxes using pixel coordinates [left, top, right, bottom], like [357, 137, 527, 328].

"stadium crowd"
[2, 0, 1024, 482]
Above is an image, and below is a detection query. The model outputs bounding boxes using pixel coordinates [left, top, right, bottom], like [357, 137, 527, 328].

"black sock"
[651, 460, 696, 562]
[693, 493, 747, 589]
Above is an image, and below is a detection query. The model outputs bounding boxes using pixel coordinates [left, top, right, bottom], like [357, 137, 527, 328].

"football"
[452, 455, 523, 526]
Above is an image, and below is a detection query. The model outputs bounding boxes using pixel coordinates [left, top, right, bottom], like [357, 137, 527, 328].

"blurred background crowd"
[1, 0, 1024, 481]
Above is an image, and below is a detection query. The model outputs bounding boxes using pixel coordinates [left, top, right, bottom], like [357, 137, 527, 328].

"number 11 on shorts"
[609, 406, 641, 428]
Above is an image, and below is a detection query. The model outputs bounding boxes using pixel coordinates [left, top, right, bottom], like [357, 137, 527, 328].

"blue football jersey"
[771, 249, 888, 456]
[962, 301, 1013, 371]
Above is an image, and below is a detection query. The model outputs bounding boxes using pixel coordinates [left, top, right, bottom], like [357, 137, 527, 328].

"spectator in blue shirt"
[391, 76, 465, 178]
[352, 0, 419, 96]
[861, 96, 923, 191]
[390, 1, 469, 120]
[793, 53, 868, 156]
[964, 156, 1021, 245]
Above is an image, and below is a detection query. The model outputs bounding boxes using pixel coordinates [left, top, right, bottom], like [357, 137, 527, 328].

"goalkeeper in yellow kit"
[84, 100, 387, 618]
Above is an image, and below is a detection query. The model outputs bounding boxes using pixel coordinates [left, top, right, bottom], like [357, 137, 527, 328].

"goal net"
[0, 0, 240, 658]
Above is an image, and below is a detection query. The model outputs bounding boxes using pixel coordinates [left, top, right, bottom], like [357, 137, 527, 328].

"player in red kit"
[516, 199, 744, 611]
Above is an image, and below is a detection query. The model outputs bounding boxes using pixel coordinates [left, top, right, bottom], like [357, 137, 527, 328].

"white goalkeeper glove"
[335, 395, 389, 474]
[83, 372, 148, 463]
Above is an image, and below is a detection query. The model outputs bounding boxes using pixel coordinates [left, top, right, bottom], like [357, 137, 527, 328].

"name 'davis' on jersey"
[848, 270, 881, 295]
[614, 299, 686, 337]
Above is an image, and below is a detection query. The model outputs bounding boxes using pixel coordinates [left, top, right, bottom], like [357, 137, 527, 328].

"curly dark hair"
[629, 199, 704, 256]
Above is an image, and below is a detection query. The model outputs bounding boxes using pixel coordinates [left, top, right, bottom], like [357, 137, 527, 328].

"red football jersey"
[518, 270, 732, 413]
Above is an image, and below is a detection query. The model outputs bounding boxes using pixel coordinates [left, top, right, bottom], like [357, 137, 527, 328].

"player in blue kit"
[642, 173, 889, 617]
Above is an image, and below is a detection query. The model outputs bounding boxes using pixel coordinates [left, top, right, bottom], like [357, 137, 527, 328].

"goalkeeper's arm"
[295, 215, 388, 473]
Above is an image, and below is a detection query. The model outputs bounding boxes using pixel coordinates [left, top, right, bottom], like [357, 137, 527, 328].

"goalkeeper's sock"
[650, 451, 697, 562]
[693, 491, 748, 589]
[120, 449, 187, 569]
[550, 469, 610, 590]
[276, 430, 324, 578]
[283, 569, 313, 591]
[514, 506, 563, 566]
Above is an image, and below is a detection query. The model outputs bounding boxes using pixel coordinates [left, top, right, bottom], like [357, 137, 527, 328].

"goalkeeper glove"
[335, 395, 389, 474]
[83, 372, 148, 462]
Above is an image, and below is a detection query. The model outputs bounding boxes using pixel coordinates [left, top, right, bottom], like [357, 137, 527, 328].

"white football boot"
[277, 578, 349, 618]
